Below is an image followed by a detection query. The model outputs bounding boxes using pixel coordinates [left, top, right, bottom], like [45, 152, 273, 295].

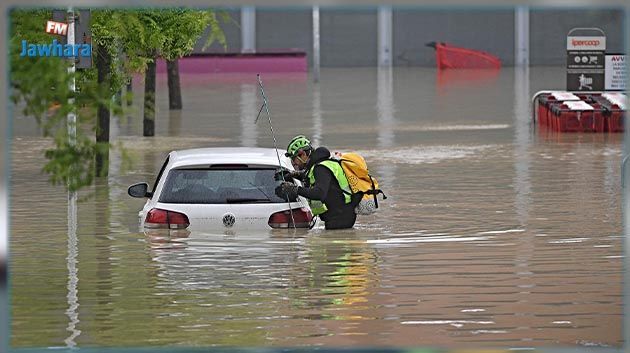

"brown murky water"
[10, 67, 623, 348]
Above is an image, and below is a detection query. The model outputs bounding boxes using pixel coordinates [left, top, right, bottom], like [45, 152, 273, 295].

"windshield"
[158, 168, 295, 204]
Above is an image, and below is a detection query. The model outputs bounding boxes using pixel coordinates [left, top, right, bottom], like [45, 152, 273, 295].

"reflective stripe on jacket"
[306, 160, 352, 216]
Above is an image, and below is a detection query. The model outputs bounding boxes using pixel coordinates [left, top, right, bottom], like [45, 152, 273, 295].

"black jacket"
[297, 147, 356, 228]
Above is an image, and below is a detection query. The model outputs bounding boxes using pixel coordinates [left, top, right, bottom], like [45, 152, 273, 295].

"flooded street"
[9, 67, 623, 348]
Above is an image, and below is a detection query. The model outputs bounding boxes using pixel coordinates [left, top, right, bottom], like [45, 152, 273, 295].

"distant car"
[128, 147, 313, 230]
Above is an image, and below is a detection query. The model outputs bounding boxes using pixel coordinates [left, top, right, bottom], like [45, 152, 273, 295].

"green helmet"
[285, 135, 312, 158]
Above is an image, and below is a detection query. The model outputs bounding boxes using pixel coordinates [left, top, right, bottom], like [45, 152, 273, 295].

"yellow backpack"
[333, 152, 387, 215]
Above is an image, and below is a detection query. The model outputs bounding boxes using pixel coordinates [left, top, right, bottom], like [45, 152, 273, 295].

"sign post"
[605, 54, 627, 91]
[566, 28, 606, 91]
[67, 8, 76, 145]
[52, 9, 92, 69]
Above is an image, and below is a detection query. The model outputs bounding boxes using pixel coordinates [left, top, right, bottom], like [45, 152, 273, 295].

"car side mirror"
[128, 183, 151, 198]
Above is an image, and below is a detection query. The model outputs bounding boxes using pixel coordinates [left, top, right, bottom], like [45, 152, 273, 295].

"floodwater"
[9, 67, 624, 348]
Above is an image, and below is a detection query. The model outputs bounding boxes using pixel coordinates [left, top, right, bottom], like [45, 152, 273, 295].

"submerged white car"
[128, 147, 313, 230]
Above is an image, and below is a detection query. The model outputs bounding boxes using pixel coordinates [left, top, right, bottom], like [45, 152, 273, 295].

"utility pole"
[67, 7, 76, 146]
[312, 6, 320, 83]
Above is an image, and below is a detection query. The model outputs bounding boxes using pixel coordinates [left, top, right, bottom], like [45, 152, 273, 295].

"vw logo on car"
[222, 213, 236, 228]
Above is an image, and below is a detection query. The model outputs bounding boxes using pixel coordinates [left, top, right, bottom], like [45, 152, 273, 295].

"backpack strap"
[367, 174, 388, 209]
[369, 175, 378, 209]
[363, 188, 387, 198]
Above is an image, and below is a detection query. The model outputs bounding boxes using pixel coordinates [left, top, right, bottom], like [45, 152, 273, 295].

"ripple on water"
[355, 145, 498, 165]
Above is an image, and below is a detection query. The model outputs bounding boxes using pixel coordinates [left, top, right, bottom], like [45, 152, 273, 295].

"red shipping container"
[549, 101, 598, 133]
[592, 95, 626, 133]
[587, 103, 606, 133]
[608, 106, 625, 132]
[538, 92, 581, 128]
[537, 94, 554, 127]
[548, 103, 569, 132]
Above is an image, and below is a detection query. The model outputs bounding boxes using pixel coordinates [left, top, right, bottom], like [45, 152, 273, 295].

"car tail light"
[268, 208, 313, 229]
[145, 208, 190, 229]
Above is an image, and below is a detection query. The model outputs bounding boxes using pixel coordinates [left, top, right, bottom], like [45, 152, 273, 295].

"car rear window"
[158, 168, 296, 204]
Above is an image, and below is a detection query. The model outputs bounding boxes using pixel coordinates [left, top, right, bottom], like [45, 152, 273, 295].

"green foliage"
[159, 9, 211, 60]
[124, 8, 231, 65]
[10, 8, 230, 192]
[203, 10, 232, 51]
[43, 132, 96, 193]
[10, 10, 71, 133]
[152, 8, 231, 59]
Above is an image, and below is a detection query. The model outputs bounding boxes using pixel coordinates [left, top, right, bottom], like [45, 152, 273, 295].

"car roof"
[169, 147, 291, 169]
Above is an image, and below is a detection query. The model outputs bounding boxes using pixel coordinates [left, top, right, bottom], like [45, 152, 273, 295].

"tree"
[161, 10, 230, 110]
[135, 9, 229, 135]
[10, 8, 229, 190]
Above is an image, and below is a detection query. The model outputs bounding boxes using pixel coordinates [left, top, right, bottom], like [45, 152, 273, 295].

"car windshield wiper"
[225, 198, 272, 204]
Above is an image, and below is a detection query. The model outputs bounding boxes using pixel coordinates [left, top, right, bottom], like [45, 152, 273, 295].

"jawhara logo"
[20, 39, 91, 58]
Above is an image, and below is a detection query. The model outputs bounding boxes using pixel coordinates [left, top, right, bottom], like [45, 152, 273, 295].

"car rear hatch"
[150, 165, 312, 230]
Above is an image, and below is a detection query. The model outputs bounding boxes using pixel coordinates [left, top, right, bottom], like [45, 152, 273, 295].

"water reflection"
[92, 180, 118, 346]
[168, 110, 183, 137]
[376, 68, 395, 149]
[139, 229, 381, 341]
[512, 66, 534, 344]
[375, 68, 396, 230]
[64, 191, 80, 347]
[276, 232, 382, 343]
[292, 235, 376, 311]
[513, 66, 531, 226]
[240, 84, 258, 147]
[312, 84, 322, 147]
[145, 229, 191, 251]
[436, 68, 501, 94]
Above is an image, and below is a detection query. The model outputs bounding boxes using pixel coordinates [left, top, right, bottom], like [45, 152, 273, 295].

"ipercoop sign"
[567, 36, 606, 51]
[566, 35, 606, 91]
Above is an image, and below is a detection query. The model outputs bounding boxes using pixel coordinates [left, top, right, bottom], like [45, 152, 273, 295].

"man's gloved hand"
[274, 169, 290, 181]
[274, 169, 305, 182]
[275, 181, 299, 200]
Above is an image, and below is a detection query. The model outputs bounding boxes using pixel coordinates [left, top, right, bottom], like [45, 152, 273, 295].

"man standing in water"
[275, 135, 357, 230]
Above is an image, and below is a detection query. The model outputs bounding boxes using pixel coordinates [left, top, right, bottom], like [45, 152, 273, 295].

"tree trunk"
[94, 178, 112, 295]
[167, 59, 182, 110]
[95, 44, 111, 177]
[126, 81, 133, 106]
[143, 56, 157, 137]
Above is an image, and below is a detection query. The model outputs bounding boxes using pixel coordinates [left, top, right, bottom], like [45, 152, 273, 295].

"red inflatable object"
[429, 42, 501, 69]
